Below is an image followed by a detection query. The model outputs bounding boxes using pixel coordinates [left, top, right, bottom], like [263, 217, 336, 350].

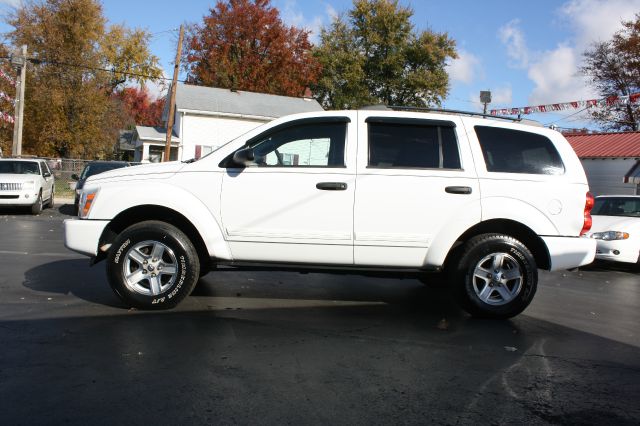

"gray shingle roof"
[173, 83, 323, 118]
[136, 126, 179, 142]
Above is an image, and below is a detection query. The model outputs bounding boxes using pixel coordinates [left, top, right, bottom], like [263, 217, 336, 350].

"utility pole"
[11, 45, 27, 157]
[164, 25, 184, 162]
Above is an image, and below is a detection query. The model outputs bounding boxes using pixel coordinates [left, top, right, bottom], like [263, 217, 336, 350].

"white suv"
[64, 109, 596, 318]
[0, 158, 55, 214]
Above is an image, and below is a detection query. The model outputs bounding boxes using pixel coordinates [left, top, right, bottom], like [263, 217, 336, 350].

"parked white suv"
[64, 109, 596, 318]
[0, 158, 55, 214]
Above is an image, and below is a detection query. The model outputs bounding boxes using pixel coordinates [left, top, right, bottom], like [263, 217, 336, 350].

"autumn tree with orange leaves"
[115, 87, 166, 128]
[183, 0, 320, 97]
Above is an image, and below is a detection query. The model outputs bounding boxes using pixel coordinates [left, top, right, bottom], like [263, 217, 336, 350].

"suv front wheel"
[449, 233, 537, 319]
[106, 221, 200, 310]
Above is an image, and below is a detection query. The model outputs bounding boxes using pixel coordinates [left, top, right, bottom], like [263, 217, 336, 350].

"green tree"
[582, 14, 640, 131]
[313, 0, 457, 109]
[6, 0, 161, 158]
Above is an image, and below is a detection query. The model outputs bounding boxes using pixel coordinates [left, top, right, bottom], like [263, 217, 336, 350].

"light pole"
[480, 90, 491, 115]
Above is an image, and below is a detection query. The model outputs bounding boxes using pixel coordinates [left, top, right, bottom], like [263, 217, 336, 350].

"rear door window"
[474, 126, 564, 175]
[367, 118, 461, 169]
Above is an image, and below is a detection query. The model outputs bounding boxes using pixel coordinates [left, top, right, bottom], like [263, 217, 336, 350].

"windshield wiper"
[182, 158, 197, 164]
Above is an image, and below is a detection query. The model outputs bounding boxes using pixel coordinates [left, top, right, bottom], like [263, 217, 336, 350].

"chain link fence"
[44, 158, 91, 198]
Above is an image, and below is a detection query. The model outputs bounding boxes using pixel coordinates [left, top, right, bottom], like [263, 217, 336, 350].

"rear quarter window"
[474, 126, 565, 175]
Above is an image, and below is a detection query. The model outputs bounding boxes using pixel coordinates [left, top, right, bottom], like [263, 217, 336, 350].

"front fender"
[87, 182, 231, 260]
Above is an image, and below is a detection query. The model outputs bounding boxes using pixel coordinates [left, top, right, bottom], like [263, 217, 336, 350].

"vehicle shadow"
[0, 202, 73, 216]
[580, 260, 639, 273]
[23, 259, 125, 308]
[57, 203, 77, 216]
[0, 206, 31, 215]
[193, 267, 463, 318]
[25, 259, 463, 319]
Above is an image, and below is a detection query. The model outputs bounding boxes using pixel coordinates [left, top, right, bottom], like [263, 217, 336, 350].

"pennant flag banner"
[489, 93, 640, 116]
[0, 111, 14, 123]
[0, 69, 15, 86]
[0, 91, 14, 104]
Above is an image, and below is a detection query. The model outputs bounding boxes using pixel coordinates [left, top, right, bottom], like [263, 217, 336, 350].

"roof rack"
[387, 105, 523, 122]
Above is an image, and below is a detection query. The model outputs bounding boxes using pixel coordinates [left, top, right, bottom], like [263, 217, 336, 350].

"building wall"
[180, 113, 268, 160]
[581, 158, 640, 195]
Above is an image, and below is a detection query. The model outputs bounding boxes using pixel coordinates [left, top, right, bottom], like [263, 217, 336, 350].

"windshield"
[0, 161, 40, 175]
[80, 162, 128, 179]
[592, 197, 640, 218]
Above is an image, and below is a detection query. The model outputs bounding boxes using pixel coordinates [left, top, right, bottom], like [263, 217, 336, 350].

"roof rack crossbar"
[388, 105, 522, 122]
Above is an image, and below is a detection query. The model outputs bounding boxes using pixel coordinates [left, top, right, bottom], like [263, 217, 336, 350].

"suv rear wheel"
[106, 220, 200, 310]
[449, 233, 537, 319]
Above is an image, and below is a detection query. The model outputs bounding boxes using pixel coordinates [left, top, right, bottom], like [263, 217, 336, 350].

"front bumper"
[595, 239, 640, 264]
[64, 218, 110, 257]
[0, 191, 40, 206]
[541, 236, 597, 271]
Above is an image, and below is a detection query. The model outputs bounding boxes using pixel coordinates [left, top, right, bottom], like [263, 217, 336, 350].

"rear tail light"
[580, 192, 594, 235]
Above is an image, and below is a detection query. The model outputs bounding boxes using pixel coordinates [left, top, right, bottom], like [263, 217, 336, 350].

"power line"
[0, 54, 176, 82]
[543, 107, 590, 126]
[150, 28, 180, 37]
[27, 56, 183, 83]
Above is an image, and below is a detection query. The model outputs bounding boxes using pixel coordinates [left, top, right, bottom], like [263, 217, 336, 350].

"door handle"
[445, 186, 472, 194]
[316, 182, 347, 191]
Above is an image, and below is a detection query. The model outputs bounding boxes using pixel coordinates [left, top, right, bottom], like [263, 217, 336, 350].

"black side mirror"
[232, 147, 256, 166]
[71, 173, 79, 181]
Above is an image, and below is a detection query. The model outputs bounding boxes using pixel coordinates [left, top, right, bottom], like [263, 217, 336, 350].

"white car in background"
[0, 158, 55, 214]
[589, 195, 640, 265]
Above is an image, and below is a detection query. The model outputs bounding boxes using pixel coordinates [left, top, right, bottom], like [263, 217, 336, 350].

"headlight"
[591, 231, 630, 241]
[22, 180, 35, 190]
[78, 189, 99, 218]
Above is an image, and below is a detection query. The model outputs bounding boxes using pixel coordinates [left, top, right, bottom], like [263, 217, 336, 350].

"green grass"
[54, 182, 76, 198]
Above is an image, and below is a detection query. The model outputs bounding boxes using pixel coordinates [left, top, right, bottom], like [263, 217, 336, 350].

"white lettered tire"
[450, 233, 538, 319]
[106, 221, 200, 310]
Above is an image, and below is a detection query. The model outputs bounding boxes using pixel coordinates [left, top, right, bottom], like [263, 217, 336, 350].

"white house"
[133, 83, 323, 163]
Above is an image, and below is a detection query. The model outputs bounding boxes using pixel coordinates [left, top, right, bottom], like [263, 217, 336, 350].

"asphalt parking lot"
[1, 203, 639, 425]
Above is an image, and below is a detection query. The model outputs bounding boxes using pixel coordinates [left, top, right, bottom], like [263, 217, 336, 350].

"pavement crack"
[523, 353, 640, 373]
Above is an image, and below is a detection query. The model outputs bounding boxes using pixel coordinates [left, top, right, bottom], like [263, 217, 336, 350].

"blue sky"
[1, 0, 640, 129]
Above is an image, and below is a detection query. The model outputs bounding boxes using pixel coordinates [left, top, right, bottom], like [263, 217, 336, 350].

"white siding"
[266, 139, 331, 166]
[179, 113, 267, 160]
[581, 158, 640, 195]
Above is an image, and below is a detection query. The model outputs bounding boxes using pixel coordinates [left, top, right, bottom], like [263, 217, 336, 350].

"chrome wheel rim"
[122, 240, 178, 296]
[472, 252, 523, 306]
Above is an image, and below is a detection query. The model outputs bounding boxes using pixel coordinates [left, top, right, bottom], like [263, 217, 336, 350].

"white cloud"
[280, 0, 327, 44]
[491, 85, 513, 106]
[559, 0, 640, 49]
[0, 0, 21, 7]
[326, 4, 338, 21]
[498, 19, 529, 69]
[527, 45, 597, 105]
[498, 1, 639, 107]
[447, 49, 482, 84]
